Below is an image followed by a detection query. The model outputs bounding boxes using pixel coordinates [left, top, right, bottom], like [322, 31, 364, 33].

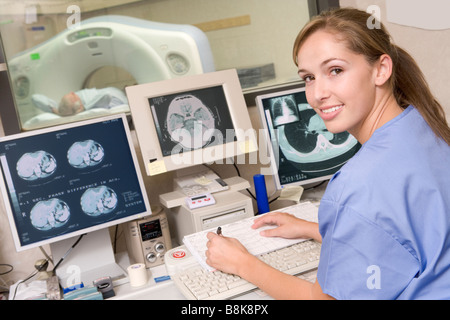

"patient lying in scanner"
[32, 87, 128, 117]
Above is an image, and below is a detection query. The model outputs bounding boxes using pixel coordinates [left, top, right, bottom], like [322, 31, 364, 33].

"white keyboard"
[170, 201, 321, 300]
[183, 201, 319, 271]
[172, 240, 321, 300]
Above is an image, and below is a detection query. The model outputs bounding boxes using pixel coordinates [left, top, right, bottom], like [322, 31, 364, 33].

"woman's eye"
[330, 68, 343, 76]
[303, 75, 314, 83]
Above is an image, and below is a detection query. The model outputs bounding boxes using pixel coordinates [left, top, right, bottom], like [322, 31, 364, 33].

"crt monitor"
[256, 86, 361, 190]
[126, 69, 258, 176]
[0, 114, 151, 286]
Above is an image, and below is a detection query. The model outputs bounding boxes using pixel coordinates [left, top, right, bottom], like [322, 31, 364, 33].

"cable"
[0, 264, 13, 294]
[269, 196, 279, 204]
[113, 225, 119, 254]
[230, 160, 257, 200]
[0, 264, 13, 276]
[231, 160, 241, 176]
[8, 234, 86, 300]
[39, 246, 53, 265]
[10, 265, 42, 300]
[202, 163, 221, 177]
[304, 180, 327, 191]
[51, 233, 86, 274]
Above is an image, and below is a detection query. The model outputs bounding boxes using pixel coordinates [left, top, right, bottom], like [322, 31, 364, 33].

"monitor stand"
[50, 228, 128, 289]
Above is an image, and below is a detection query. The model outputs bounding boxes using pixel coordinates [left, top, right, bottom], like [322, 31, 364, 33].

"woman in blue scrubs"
[206, 8, 450, 299]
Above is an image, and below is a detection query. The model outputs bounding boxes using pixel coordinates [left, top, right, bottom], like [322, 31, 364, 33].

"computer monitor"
[126, 69, 258, 176]
[0, 114, 151, 286]
[256, 86, 360, 190]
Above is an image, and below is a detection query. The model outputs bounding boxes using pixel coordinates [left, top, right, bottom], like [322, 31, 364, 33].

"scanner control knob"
[146, 252, 157, 263]
[155, 242, 165, 253]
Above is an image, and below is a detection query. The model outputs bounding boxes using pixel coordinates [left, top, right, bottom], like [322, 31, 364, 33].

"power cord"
[10, 260, 48, 300]
[0, 264, 13, 295]
[0, 264, 13, 276]
[51, 233, 86, 274]
[9, 233, 86, 300]
[231, 161, 257, 200]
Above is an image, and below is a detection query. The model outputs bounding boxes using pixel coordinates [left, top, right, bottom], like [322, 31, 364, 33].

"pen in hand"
[216, 226, 222, 236]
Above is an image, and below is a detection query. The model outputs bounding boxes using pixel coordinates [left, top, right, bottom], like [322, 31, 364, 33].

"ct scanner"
[7, 15, 215, 130]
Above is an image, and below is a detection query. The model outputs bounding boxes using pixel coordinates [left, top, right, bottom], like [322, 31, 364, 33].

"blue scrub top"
[317, 106, 450, 300]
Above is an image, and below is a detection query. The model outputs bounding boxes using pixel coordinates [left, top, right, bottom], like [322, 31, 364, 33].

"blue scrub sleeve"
[317, 200, 420, 300]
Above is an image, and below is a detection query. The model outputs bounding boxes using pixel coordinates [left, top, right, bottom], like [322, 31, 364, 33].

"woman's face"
[296, 30, 379, 139]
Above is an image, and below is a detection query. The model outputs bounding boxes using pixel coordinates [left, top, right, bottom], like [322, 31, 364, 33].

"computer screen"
[0, 114, 151, 252]
[256, 86, 360, 190]
[126, 69, 258, 176]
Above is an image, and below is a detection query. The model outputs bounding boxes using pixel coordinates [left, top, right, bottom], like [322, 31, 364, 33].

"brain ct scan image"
[149, 86, 236, 157]
[30, 198, 70, 231]
[166, 95, 216, 150]
[67, 140, 105, 168]
[81, 186, 118, 217]
[16, 151, 57, 181]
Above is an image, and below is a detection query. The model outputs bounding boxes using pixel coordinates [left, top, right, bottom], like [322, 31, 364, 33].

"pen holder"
[253, 174, 270, 214]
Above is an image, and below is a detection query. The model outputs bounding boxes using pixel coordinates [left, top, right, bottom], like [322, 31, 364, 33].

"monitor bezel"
[0, 114, 151, 252]
[256, 86, 358, 190]
[126, 69, 258, 176]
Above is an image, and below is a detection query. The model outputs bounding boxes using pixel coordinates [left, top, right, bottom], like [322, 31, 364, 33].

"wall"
[0, 0, 310, 88]
[340, 0, 450, 117]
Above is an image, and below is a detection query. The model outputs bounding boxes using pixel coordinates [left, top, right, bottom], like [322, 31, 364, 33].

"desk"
[111, 198, 322, 300]
[110, 264, 317, 300]
[110, 264, 271, 300]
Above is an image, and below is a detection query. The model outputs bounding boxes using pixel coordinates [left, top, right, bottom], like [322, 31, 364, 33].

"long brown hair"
[293, 8, 450, 145]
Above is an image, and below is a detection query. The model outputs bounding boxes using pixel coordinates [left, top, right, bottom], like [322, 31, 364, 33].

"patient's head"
[57, 92, 85, 116]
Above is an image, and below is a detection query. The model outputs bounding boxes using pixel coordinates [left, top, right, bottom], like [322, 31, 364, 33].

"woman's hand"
[205, 211, 321, 276]
[205, 232, 255, 276]
[252, 212, 321, 242]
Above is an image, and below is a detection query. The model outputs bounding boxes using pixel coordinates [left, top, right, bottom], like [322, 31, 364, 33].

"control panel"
[124, 207, 172, 268]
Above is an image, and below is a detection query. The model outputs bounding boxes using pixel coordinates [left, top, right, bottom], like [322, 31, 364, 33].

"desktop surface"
[112, 251, 273, 300]
[111, 263, 316, 300]
[112, 201, 320, 300]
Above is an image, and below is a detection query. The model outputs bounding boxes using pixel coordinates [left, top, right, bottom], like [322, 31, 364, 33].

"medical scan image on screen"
[149, 86, 236, 156]
[262, 91, 360, 186]
[67, 140, 105, 169]
[16, 151, 58, 181]
[0, 118, 147, 247]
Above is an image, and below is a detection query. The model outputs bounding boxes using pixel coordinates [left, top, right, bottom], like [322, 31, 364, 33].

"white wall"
[340, 0, 450, 117]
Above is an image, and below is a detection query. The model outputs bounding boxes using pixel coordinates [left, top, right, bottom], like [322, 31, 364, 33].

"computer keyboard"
[172, 239, 321, 300]
[170, 201, 321, 300]
[183, 201, 319, 271]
